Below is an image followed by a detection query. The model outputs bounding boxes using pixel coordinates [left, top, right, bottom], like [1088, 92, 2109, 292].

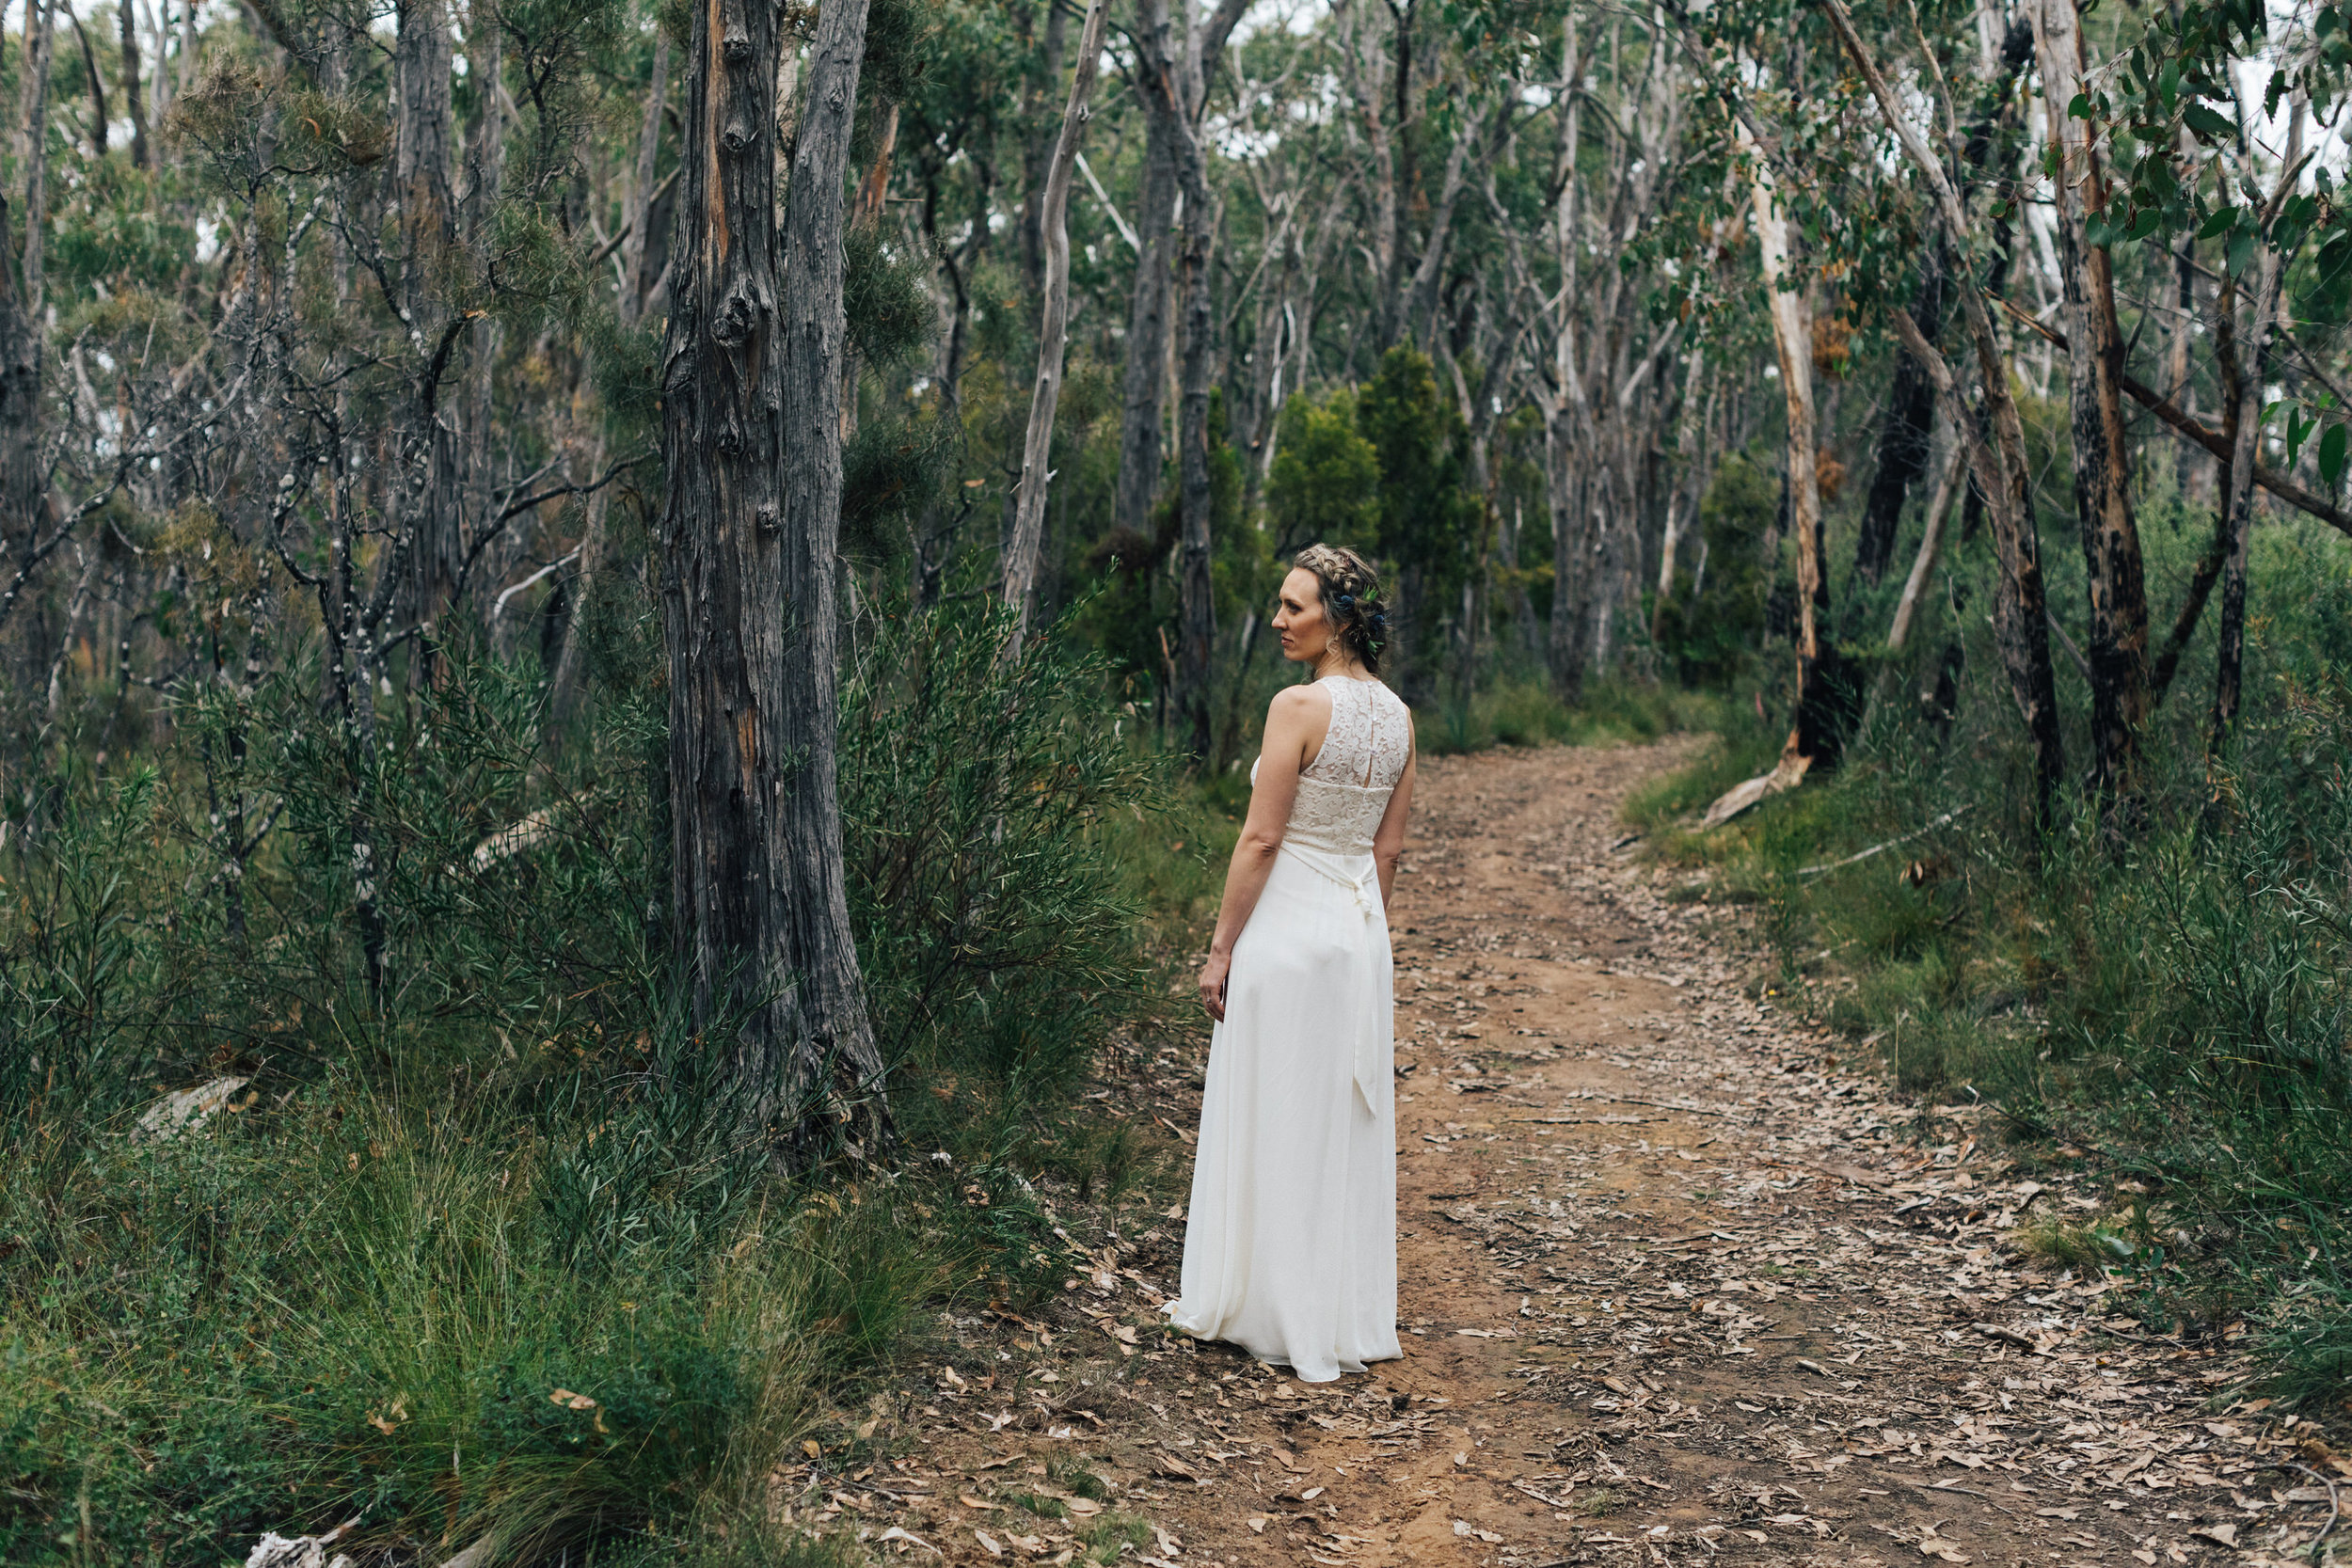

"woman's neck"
[1313, 648, 1368, 682]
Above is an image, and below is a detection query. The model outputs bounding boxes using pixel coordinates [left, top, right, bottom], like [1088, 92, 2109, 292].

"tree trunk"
[1886, 438, 1962, 654]
[1016, 0, 1071, 303]
[2150, 502, 2229, 705]
[1821, 0, 2063, 821]
[660, 0, 888, 1163]
[1853, 245, 1941, 587]
[1001, 0, 1109, 648]
[118, 0, 149, 167]
[1375, 0, 1418, 347]
[395, 0, 462, 634]
[461, 5, 503, 604]
[2168, 230, 2201, 498]
[550, 29, 661, 726]
[1168, 83, 1215, 758]
[0, 2, 53, 552]
[2032, 0, 2151, 802]
[1654, 347, 1706, 615]
[1748, 154, 1845, 767]
[2210, 100, 2301, 757]
[620, 32, 670, 329]
[0, 195, 40, 553]
[67, 11, 104, 160]
[1111, 0, 1178, 541]
[1545, 413, 1586, 702]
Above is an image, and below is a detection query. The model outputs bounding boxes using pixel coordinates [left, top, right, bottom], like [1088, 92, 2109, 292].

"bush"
[1640, 516, 2352, 1398]
[0, 599, 1172, 1563]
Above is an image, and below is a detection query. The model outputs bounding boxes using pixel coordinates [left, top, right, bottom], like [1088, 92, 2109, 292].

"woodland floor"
[787, 740, 2348, 1568]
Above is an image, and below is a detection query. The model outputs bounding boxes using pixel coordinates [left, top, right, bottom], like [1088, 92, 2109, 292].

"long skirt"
[1164, 844, 1399, 1383]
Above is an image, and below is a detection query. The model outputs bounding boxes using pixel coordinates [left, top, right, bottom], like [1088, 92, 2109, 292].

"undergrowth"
[1634, 516, 2352, 1403]
[0, 594, 1190, 1565]
[1421, 674, 1732, 756]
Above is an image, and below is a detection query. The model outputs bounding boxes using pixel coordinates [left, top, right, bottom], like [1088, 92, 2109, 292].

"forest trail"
[811, 741, 2333, 1568]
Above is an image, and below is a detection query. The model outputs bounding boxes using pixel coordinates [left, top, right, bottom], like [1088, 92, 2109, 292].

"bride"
[1164, 543, 1416, 1383]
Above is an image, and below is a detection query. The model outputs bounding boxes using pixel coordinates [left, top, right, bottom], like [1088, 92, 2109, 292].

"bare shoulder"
[1265, 683, 1331, 722]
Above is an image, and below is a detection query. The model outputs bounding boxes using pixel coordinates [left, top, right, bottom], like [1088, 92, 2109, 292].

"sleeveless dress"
[1165, 675, 1410, 1382]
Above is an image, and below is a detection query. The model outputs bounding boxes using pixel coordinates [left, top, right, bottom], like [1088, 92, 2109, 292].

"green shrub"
[0, 599, 1170, 1562]
[1637, 516, 2352, 1399]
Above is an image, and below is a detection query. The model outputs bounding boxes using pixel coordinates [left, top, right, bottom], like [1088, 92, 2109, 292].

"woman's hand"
[1199, 948, 1232, 1022]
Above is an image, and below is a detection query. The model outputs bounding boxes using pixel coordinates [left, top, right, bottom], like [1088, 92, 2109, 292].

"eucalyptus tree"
[1492, 2, 1690, 703]
[659, 0, 892, 1162]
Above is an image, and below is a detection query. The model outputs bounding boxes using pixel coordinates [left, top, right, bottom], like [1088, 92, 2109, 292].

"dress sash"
[1275, 836, 1387, 1116]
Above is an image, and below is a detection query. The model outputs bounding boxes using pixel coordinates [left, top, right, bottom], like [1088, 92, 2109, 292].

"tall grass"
[0, 594, 1181, 1564]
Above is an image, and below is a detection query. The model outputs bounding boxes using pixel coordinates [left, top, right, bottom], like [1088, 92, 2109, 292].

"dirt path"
[803, 742, 2341, 1568]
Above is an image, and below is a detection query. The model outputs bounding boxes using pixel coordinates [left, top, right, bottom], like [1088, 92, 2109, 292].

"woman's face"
[1273, 567, 1330, 665]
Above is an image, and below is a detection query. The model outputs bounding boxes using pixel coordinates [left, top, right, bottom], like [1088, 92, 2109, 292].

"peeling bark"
[2032, 0, 2151, 801]
[660, 0, 888, 1163]
[1002, 0, 1110, 649]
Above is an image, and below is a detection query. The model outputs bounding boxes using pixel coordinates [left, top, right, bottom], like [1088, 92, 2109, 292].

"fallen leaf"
[974, 1528, 1003, 1559]
[1148, 1452, 1200, 1482]
[2188, 1523, 2237, 1547]
[875, 1526, 938, 1555]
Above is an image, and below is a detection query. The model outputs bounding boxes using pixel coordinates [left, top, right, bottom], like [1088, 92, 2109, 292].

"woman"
[1164, 544, 1416, 1383]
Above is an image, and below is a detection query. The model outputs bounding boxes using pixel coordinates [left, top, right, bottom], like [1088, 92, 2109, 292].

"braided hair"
[1291, 543, 1389, 674]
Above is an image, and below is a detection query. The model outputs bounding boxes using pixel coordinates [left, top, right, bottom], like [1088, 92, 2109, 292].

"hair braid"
[1292, 543, 1388, 674]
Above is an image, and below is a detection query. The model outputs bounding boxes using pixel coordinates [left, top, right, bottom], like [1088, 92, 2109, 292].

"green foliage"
[1355, 346, 1477, 605]
[1652, 452, 1776, 687]
[845, 227, 935, 366]
[842, 409, 953, 564]
[0, 598, 1177, 1562]
[1642, 519, 2352, 1399]
[1266, 388, 1380, 551]
[1420, 678, 1731, 757]
[841, 591, 1174, 1105]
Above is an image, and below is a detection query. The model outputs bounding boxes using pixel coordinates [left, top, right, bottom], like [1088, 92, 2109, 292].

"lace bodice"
[1253, 676, 1411, 856]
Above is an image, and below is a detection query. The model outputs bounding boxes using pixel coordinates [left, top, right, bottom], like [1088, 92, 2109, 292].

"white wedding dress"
[1166, 674, 1409, 1382]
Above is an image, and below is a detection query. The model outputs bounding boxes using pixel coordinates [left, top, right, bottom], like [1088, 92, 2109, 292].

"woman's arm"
[1197, 685, 1326, 1021]
[1371, 732, 1417, 911]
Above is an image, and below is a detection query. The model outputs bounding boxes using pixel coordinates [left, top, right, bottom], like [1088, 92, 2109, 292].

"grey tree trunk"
[550, 31, 663, 725]
[1545, 413, 1587, 702]
[1822, 0, 2063, 821]
[461, 6, 504, 604]
[660, 0, 888, 1162]
[395, 0, 463, 635]
[1852, 249, 1940, 587]
[0, 0, 54, 566]
[2210, 101, 2302, 757]
[2033, 0, 2152, 802]
[1111, 0, 1179, 543]
[1167, 71, 1215, 758]
[119, 0, 149, 167]
[1002, 0, 1111, 648]
[1016, 0, 1071, 303]
[620, 33, 670, 329]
